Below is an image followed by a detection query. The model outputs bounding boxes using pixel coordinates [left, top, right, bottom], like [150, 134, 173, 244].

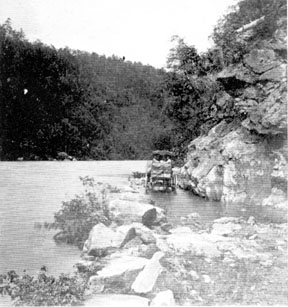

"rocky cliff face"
[179, 22, 287, 207]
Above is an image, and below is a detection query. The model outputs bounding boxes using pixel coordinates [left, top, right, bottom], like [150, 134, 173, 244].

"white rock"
[203, 275, 212, 283]
[155, 235, 170, 252]
[84, 223, 135, 256]
[260, 260, 273, 267]
[95, 255, 148, 278]
[247, 216, 256, 225]
[120, 186, 139, 193]
[84, 223, 118, 256]
[186, 212, 201, 219]
[84, 294, 149, 307]
[189, 270, 199, 280]
[230, 247, 257, 260]
[132, 251, 164, 294]
[166, 228, 221, 258]
[262, 187, 287, 207]
[151, 290, 176, 306]
[108, 199, 164, 224]
[211, 222, 242, 236]
[223, 257, 234, 264]
[213, 217, 241, 224]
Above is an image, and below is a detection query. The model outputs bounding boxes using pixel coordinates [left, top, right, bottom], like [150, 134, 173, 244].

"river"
[0, 161, 282, 278]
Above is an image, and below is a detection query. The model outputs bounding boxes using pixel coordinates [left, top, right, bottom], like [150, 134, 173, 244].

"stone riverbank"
[75, 183, 288, 306]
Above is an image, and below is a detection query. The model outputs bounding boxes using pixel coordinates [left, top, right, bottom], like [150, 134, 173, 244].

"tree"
[163, 38, 222, 158]
[0, 21, 84, 159]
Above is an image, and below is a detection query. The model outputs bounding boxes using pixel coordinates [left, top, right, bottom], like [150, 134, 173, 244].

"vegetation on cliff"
[212, 0, 286, 65]
[162, 0, 286, 158]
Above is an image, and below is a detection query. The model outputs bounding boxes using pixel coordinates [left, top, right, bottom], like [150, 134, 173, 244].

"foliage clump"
[212, 0, 287, 65]
[49, 176, 112, 249]
[162, 37, 225, 158]
[0, 268, 87, 306]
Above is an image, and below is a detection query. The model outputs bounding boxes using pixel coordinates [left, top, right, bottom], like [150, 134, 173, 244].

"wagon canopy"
[152, 150, 175, 157]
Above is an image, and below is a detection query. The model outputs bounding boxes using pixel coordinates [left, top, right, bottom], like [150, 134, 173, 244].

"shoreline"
[1, 179, 287, 306]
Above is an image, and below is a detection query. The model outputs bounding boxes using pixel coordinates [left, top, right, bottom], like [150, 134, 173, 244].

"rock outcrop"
[179, 31, 287, 207]
[77, 184, 287, 306]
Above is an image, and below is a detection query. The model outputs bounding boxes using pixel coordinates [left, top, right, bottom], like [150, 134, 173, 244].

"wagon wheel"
[171, 175, 177, 192]
[145, 176, 149, 194]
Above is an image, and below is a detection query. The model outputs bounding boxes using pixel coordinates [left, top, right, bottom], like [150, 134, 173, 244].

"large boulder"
[243, 49, 281, 74]
[182, 122, 273, 204]
[157, 227, 221, 258]
[108, 199, 166, 225]
[217, 63, 257, 84]
[131, 251, 164, 294]
[83, 223, 136, 257]
[211, 222, 242, 236]
[142, 208, 157, 227]
[116, 222, 157, 246]
[93, 254, 148, 279]
[89, 254, 149, 291]
[262, 187, 287, 209]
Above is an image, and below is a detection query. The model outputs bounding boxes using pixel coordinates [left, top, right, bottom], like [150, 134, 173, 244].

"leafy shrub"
[131, 171, 146, 179]
[0, 268, 87, 306]
[49, 176, 111, 248]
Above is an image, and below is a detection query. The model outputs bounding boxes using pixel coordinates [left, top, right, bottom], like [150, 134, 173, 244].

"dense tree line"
[0, 20, 86, 160]
[72, 50, 173, 159]
[0, 19, 172, 160]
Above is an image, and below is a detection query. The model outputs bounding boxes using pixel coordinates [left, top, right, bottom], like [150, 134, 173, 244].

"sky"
[0, 0, 238, 68]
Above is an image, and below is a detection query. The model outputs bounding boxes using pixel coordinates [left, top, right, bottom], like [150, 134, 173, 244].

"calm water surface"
[0, 161, 283, 278]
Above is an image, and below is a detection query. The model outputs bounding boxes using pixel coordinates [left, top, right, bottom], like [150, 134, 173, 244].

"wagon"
[145, 150, 177, 192]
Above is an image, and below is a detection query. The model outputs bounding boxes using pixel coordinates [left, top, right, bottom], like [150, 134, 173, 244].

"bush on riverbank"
[49, 176, 113, 249]
[0, 268, 87, 306]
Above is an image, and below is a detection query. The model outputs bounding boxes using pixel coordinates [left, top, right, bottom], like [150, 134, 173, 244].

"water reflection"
[148, 189, 223, 225]
[149, 188, 286, 225]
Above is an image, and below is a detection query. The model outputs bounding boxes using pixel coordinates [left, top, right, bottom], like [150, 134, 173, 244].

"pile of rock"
[74, 186, 287, 306]
[76, 187, 176, 306]
[178, 35, 287, 209]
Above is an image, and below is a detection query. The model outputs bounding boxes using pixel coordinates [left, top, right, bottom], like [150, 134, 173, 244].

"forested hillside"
[0, 20, 172, 160]
[0, 0, 286, 161]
